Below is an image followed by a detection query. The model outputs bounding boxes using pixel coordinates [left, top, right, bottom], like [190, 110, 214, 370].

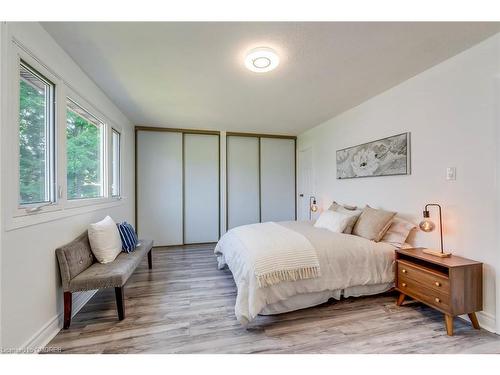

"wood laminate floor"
[47, 244, 500, 354]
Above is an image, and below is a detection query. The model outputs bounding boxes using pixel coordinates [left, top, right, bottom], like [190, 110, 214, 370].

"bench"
[56, 231, 154, 329]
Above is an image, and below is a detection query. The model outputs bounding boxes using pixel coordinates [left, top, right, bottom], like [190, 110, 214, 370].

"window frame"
[65, 96, 107, 202]
[8, 46, 63, 219]
[18, 59, 57, 208]
[63, 88, 111, 209]
[111, 128, 121, 198]
[3, 38, 125, 231]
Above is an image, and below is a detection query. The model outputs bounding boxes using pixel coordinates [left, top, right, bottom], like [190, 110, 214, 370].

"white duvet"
[215, 220, 396, 325]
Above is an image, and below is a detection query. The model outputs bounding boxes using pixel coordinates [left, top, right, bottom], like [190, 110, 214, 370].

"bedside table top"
[396, 247, 482, 268]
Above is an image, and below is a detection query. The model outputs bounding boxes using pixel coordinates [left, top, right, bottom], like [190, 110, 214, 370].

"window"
[18, 61, 55, 206]
[111, 129, 121, 197]
[66, 98, 105, 200]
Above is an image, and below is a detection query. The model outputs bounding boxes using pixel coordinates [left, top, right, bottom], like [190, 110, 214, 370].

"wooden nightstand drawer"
[397, 259, 450, 294]
[397, 276, 450, 312]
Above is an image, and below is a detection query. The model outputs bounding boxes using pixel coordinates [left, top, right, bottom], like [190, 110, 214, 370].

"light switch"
[446, 167, 456, 181]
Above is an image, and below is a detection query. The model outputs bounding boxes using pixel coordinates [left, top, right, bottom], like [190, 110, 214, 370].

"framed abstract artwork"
[336, 132, 411, 179]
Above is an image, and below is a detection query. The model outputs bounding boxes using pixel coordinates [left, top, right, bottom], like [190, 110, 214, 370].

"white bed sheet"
[260, 282, 393, 315]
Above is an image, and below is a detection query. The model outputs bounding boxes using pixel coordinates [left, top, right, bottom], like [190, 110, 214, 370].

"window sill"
[5, 197, 125, 231]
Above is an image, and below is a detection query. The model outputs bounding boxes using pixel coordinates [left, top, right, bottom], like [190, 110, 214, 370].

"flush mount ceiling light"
[244, 47, 279, 73]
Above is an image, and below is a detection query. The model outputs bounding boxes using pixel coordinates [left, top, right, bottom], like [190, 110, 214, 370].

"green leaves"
[66, 109, 102, 199]
[19, 78, 47, 204]
[19, 67, 103, 204]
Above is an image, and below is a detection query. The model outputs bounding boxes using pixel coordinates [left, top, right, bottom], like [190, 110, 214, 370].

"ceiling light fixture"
[245, 47, 279, 73]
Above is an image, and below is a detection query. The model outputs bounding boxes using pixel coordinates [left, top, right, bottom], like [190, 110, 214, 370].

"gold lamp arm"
[424, 203, 444, 252]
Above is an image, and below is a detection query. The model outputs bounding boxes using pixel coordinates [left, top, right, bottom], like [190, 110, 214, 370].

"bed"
[215, 220, 396, 325]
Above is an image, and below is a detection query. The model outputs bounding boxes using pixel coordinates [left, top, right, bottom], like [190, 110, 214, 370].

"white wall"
[298, 33, 500, 333]
[0, 23, 135, 349]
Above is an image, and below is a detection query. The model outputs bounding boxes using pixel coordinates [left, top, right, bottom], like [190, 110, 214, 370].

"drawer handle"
[435, 298, 440, 303]
[435, 281, 441, 287]
[401, 283, 407, 287]
[402, 269, 407, 274]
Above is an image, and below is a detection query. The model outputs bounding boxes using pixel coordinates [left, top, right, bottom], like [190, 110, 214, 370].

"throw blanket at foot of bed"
[216, 222, 320, 288]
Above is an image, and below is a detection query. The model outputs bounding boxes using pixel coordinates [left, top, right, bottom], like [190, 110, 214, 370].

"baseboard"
[459, 311, 497, 334]
[20, 290, 97, 353]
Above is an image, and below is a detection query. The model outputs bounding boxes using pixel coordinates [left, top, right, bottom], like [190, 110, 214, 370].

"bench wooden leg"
[115, 287, 125, 320]
[63, 292, 72, 329]
[148, 249, 153, 270]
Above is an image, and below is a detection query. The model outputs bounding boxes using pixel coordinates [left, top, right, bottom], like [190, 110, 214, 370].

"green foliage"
[66, 110, 102, 199]
[19, 79, 46, 204]
[19, 77, 102, 203]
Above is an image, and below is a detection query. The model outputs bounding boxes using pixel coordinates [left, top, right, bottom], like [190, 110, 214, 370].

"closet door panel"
[260, 138, 296, 222]
[227, 136, 260, 229]
[137, 131, 183, 246]
[184, 134, 219, 243]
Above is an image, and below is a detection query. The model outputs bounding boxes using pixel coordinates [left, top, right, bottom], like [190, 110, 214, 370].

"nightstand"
[395, 248, 483, 336]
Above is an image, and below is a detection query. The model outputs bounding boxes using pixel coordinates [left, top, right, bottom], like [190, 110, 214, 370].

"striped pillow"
[116, 222, 139, 253]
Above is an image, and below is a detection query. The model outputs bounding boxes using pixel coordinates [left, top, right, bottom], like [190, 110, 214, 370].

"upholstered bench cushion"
[56, 231, 95, 289]
[67, 240, 153, 292]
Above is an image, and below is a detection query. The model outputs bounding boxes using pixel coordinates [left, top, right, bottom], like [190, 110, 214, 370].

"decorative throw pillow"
[88, 216, 122, 264]
[380, 218, 416, 248]
[352, 206, 397, 242]
[328, 201, 358, 211]
[328, 201, 362, 234]
[117, 222, 139, 253]
[314, 210, 353, 233]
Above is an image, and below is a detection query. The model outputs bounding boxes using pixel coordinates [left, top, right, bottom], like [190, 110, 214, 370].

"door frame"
[297, 147, 314, 221]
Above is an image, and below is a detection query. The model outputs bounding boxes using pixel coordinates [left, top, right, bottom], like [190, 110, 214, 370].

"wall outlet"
[446, 167, 456, 181]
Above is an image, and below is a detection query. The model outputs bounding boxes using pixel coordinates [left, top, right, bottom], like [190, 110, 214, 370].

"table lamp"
[309, 196, 318, 220]
[419, 203, 451, 258]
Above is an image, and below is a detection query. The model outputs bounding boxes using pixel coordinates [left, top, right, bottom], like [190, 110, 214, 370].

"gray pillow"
[328, 202, 362, 234]
[352, 206, 397, 242]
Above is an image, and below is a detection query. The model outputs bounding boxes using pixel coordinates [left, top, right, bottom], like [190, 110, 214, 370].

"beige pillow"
[352, 206, 397, 242]
[328, 201, 358, 211]
[381, 218, 416, 248]
[328, 202, 362, 234]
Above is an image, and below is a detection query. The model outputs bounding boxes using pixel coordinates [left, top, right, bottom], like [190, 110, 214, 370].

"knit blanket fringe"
[256, 266, 321, 288]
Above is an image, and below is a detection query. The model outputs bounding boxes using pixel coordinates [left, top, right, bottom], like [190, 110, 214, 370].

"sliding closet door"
[260, 138, 296, 222]
[184, 134, 219, 243]
[136, 131, 183, 246]
[227, 136, 260, 229]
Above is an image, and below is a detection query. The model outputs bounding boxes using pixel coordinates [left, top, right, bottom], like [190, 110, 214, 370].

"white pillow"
[328, 201, 362, 234]
[88, 216, 122, 264]
[314, 210, 353, 233]
[380, 218, 416, 248]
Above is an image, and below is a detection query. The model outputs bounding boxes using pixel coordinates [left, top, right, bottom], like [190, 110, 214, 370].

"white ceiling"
[42, 22, 500, 135]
